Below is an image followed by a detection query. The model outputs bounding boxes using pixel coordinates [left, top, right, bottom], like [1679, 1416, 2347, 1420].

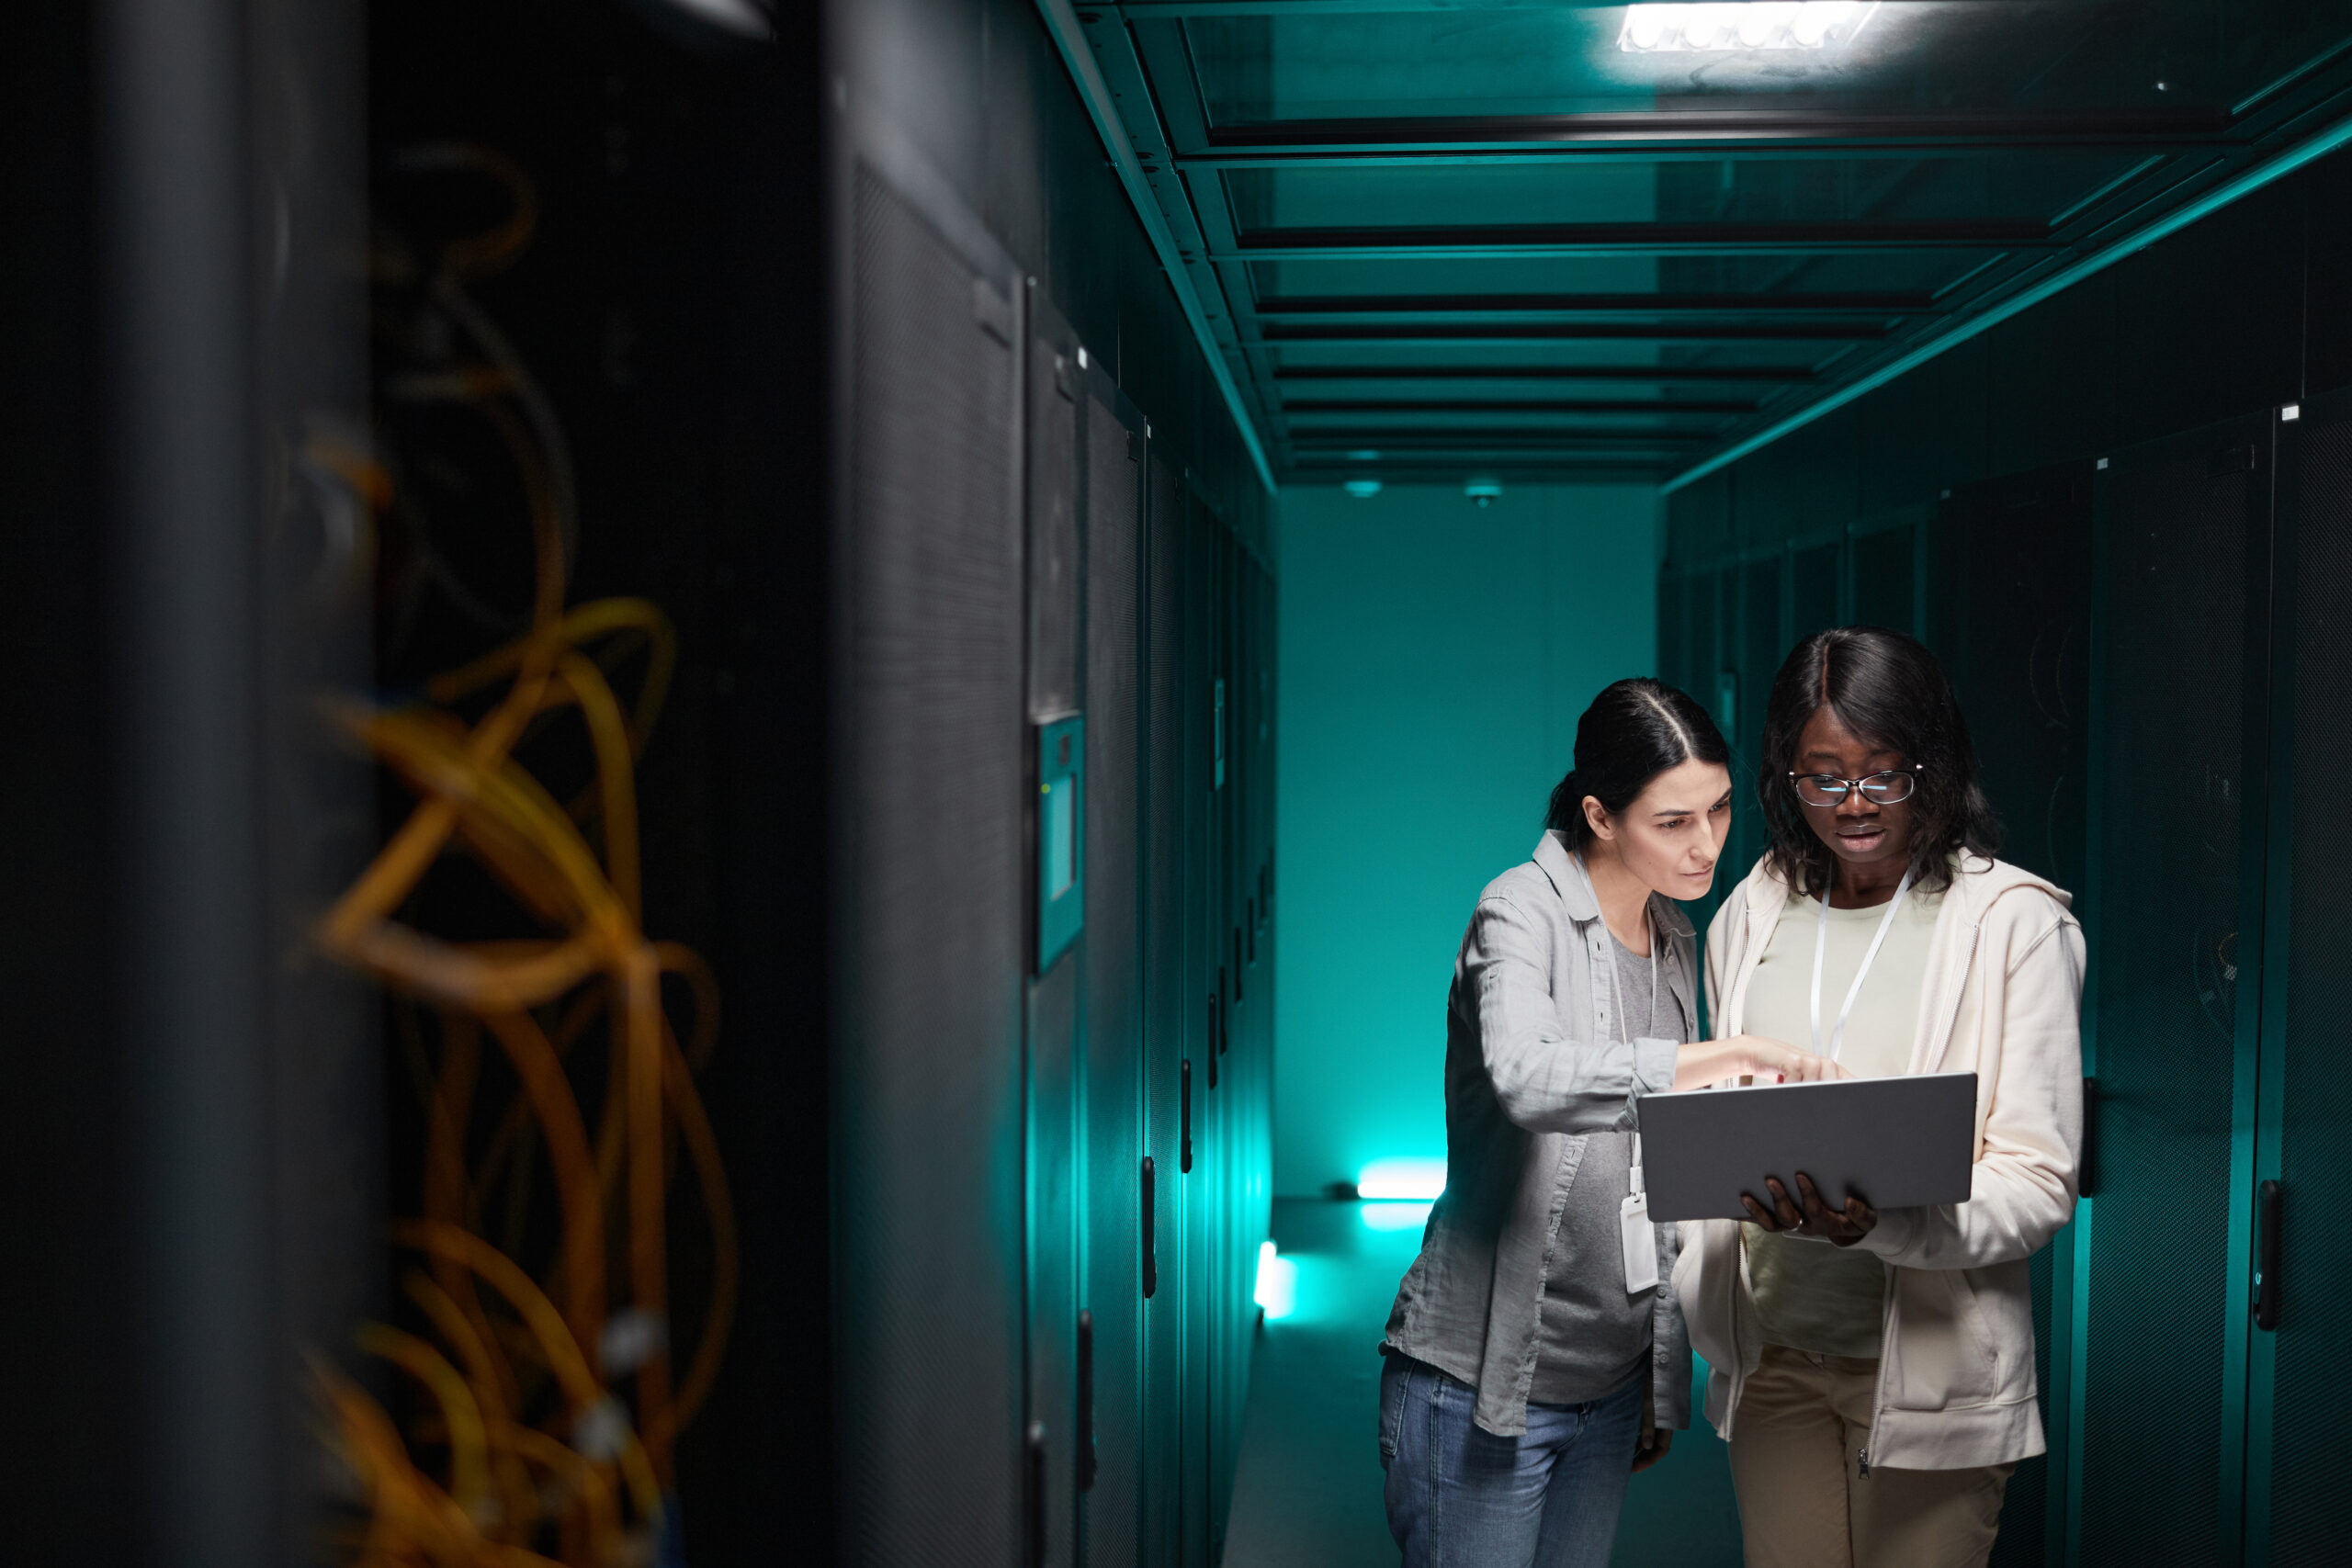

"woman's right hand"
[1671, 1034, 1847, 1091]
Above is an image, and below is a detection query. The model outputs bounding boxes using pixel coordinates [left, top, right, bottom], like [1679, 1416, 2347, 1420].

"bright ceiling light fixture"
[1620, 2, 1879, 52]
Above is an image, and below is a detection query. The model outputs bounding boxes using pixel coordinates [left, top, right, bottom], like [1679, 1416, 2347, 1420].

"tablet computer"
[1636, 1071, 1978, 1224]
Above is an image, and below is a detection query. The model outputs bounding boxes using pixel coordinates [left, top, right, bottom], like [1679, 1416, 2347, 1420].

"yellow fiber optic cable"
[316, 146, 736, 1566]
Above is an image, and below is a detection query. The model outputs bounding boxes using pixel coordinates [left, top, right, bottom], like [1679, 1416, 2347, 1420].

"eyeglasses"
[1789, 767, 1919, 807]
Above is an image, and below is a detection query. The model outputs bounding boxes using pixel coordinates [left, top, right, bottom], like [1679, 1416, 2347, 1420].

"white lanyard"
[1610, 908, 1663, 1294]
[1606, 905, 1660, 1175]
[1605, 908, 1659, 1052]
[1809, 866, 1915, 1065]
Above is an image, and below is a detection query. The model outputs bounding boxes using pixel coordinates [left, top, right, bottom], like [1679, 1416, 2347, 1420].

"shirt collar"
[1532, 829, 1698, 942]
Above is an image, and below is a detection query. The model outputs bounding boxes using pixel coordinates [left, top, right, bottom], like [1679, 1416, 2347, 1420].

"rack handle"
[2080, 1077, 2098, 1197]
[1024, 1421, 1048, 1568]
[2256, 1179, 2283, 1331]
[1140, 1156, 1158, 1299]
[1078, 1310, 1098, 1493]
[1181, 1059, 1193, 1173]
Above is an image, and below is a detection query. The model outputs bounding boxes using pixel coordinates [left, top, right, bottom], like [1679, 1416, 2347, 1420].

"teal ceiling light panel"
[1037, 715, 1086, 972]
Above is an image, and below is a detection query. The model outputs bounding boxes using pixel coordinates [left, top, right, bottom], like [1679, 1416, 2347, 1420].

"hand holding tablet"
[1742, 1171, 1879, 1246]
[1634, 1071, 1979, 1225]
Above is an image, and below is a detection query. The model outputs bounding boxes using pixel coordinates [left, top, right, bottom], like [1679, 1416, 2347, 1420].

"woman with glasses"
[1673, 626, 2085, 1568]
[1379, 678, 1842, 1568]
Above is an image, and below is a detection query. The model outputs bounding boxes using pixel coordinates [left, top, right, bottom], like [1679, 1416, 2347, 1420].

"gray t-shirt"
[1528, 928, 1688, 1405]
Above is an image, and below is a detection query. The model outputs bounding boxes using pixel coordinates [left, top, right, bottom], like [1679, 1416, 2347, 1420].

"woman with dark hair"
[1673, 627, 2085, 1568]
[1380, 678, 1839, 1568]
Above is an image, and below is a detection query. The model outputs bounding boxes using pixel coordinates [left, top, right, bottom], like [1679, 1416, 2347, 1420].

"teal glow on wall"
[1273, 482, 1661, 1197]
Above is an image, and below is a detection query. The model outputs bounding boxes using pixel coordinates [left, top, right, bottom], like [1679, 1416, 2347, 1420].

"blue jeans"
[1378, 1353, 1644, 1568]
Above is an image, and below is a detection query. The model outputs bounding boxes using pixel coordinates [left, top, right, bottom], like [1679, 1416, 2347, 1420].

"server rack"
[2259, 385, 2352, 1566]
[1660, 391, 2352, 1566]
[0, 2, 1272, 1563]
[831, 82, 1275, 1568]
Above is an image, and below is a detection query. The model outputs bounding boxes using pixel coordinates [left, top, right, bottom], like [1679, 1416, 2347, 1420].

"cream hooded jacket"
[1671, 852, 2084, 1472]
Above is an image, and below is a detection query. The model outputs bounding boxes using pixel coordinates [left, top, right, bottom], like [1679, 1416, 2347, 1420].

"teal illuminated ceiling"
[1054, 1, 2352, 481]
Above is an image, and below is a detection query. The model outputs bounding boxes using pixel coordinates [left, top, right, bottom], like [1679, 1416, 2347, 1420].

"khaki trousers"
[1726, 1346, 2015, 1568]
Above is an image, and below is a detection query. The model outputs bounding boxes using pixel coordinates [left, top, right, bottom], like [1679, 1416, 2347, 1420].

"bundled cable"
[315, 144, 733, 1568]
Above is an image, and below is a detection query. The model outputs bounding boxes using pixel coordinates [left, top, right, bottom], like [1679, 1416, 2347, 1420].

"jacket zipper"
[1859, 919, 1983, 1480]
[1718, 901, 1763, 1445]
[1859, 1258, 1892, 1481]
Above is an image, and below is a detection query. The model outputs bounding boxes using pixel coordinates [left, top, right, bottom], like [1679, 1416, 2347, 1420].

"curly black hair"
[1758, 626, 2000, 897]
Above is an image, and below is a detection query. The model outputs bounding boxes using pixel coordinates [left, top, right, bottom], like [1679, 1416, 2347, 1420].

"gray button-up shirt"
[1382, 830, 1696, 1438]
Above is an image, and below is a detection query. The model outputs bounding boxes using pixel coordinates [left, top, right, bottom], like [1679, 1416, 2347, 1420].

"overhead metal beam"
[1275, 364, 1822, 383]
[1290, 457, 1681, 470]
[1282, 397, 1758, 415]
[1177, 111, 1299, 464]
[1253, 293, 1932, 317]
[1263, 321, 1893, 344]
[1226, 221, 2050, 258]
[1188, 111, 2235, 156]
[1665, 98, 2352, 491]
[1293, 430, 1719, 447]
[1179, 145, 2206, 169]
[1035, 0, 1275, 491]
[1225, 240, 2044, 260]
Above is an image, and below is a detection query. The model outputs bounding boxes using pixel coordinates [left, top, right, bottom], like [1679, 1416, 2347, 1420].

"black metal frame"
[1063, 2, 2352, 479]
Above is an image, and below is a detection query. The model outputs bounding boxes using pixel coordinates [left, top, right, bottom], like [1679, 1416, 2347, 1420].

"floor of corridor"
[1223, 1198, 1745, 1568]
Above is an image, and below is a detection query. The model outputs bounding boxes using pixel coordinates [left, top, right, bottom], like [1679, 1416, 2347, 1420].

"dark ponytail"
[1546, 678, 1732, 849]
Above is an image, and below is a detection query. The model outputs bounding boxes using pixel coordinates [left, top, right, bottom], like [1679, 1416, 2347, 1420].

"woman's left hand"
[1632, 1386, 1673, 1473]
[1741, 1172, 1879, 1247]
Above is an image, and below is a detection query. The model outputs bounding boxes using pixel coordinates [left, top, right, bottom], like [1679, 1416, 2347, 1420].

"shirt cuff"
[1632, 1034, 1680, 1100]
[1854, 1205, 1920, 1262]
[1652, 1358, 1692, 1429]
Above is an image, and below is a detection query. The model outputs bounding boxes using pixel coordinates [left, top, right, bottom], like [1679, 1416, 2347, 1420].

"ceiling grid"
[1046, 1, 2352, 485]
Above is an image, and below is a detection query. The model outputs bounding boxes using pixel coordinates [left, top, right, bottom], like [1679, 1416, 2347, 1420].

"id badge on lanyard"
[1608, 908, 1662, 1295]
[1622, 1133, 1658, 1294]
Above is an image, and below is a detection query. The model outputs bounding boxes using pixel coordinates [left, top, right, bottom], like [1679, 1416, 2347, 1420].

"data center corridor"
[8, 4, 2352, 1567]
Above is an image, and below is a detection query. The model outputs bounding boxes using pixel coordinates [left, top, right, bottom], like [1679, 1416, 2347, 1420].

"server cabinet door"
[1735, 551, 1786, 876]
[1935, 464, 2096, 1568]
[1205, 523, 1238, 1562]
[839, 166, 1027, 1566]
[1687, 568, 1734, 985]
[1791, 536, 1840, 648]
[1851, 514, 1920, 635]
[1029, 288, 1082, 725]
[1026, 290, 1085, 1568]
[1138, 452, 1187, 1568]
[2077, 414, 2271, 1567]
[1080, 380, 1147, 1568]
[1692, 567, 1731, 741]
[1938, 467, 2095, 908]
[2254, 389, 2352, 1566]
[1657, 570, 1688, 694]
[1179, 486, 1215, 1568]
